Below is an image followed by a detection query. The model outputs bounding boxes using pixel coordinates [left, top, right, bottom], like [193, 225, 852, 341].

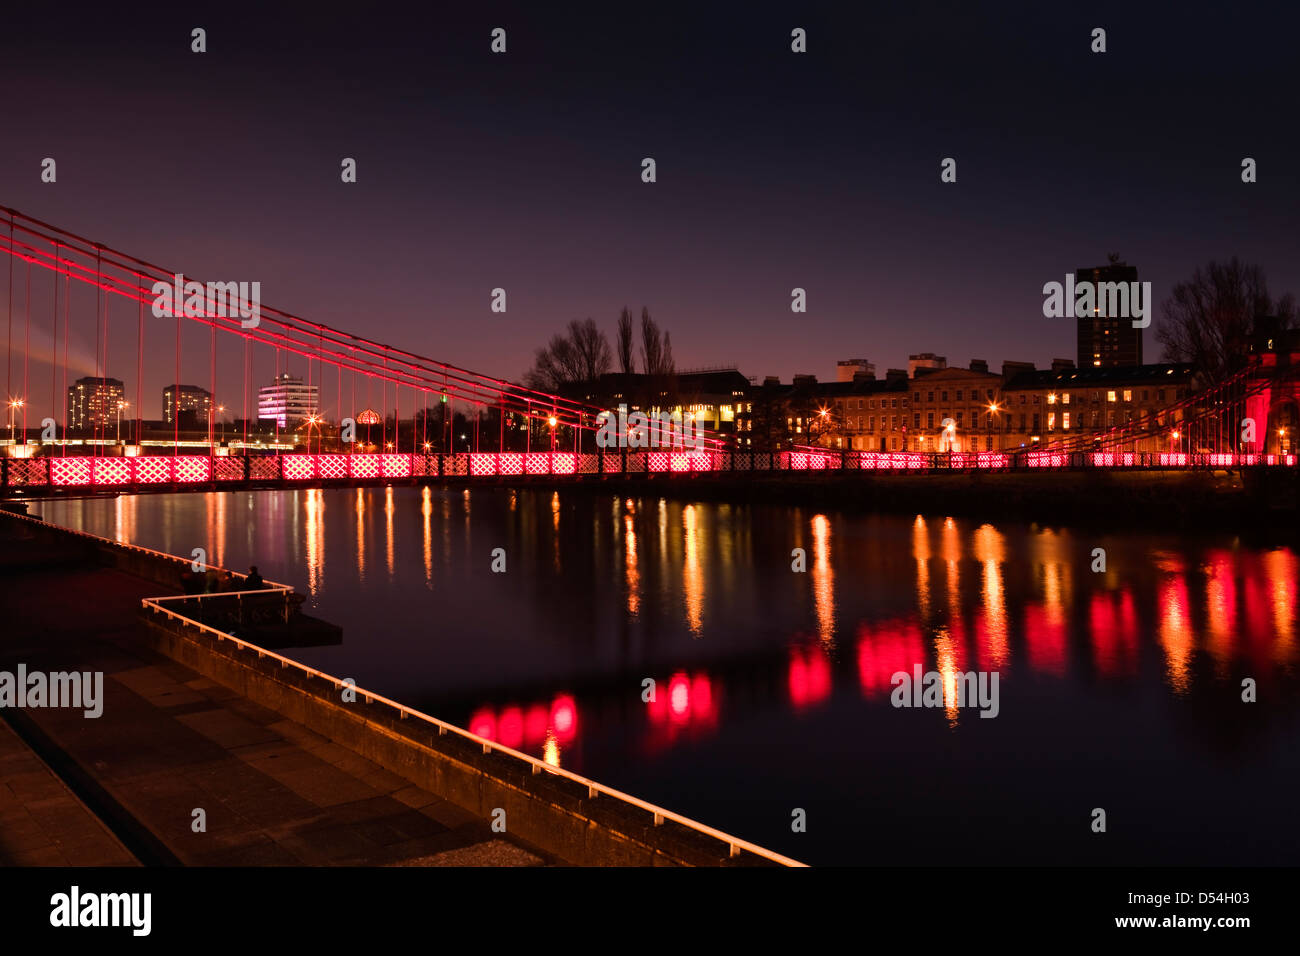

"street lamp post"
[8, 398, 24, 445]
[305, 414, 321, 455]
[116, 400, 128, 444]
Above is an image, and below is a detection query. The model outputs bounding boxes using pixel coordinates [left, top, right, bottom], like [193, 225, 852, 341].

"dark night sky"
[2, 1, 1298, 419]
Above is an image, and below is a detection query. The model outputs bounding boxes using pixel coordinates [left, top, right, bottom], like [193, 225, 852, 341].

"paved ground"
[0, 719, 137, 866]
[0, 514, 555, 866]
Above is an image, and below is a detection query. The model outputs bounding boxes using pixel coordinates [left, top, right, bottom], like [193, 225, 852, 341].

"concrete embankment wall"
[140, 610, 772, 866]
[6, 509, 221, 591]
[589, 468, 1299, 529]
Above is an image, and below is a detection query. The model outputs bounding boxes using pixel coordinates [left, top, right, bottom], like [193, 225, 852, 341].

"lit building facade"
[258, 373, 319, 428]
[163, 384, 213, 425]
[1077, 261, 1144, 368]
[66, 376, 126, 431]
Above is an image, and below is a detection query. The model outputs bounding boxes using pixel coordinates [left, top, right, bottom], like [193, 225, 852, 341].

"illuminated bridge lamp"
[7, 397, 24, 447]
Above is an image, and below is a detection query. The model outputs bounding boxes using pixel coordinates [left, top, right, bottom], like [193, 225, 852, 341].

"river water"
[37, 486, 1300, 865]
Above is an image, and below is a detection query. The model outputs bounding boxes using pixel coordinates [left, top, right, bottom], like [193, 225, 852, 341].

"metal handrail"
[141, 593, 806, 866]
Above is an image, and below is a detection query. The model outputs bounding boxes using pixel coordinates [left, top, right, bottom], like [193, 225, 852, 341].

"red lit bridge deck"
[2, 449, 1296, 496]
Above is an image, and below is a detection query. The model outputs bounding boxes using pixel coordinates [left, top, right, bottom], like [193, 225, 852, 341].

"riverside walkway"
[0, 511, 797, 866]
[0, 519, 551, 866]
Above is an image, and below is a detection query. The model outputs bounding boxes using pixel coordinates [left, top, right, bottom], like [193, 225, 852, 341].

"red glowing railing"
[6, 449, 1297, 489]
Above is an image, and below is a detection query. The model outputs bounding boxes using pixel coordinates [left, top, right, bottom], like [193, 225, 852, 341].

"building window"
[955, 389, 963, 401]
[1019, 394, 1026, 404]
[891, 399, 898, 408]
[941, 390, 948, 402]
[927, 412, 934, 428]
[1107, 390, 1117, 403]
[927, 391, 934, 402]
[914, 392, 921, 403]
[1063, 412, 1070, 429]
[912, 413, 919, 428]
[956, 412, 964, 427]
[1123, 389, 1132, 402]
[1048, 412, 1056, 431]
[1062, 392, 1070, 404]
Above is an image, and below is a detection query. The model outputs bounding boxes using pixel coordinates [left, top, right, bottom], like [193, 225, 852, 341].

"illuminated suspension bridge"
[0, 205, 1296, 496]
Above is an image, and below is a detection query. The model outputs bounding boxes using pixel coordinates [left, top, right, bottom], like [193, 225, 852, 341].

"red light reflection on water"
[647, 671, 717, 726]
[468, 693, 578, 756]
[1024, 603, 1067, 676]
[857, 620, 925, 698]
[788, 647, 832, 709]
[1089, 590, 1139, 677]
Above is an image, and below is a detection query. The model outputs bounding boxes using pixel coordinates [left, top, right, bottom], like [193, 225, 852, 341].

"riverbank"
[577, 468, 1299, 533]
[0, 511, 795, 867]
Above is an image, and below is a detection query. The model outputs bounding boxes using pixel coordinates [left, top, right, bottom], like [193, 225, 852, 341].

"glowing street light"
[8, 398, 24, 444]
[116, 400, 129, 443]
[305, 414, 322, 454]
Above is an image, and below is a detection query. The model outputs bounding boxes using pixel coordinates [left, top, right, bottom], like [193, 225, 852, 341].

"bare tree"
[640, 307, 674, 376]
[616, 307, 635, 374]
[525, 318, 611, 393]
[569, 317, 611, 382]
[1156, 258, 1296, 383]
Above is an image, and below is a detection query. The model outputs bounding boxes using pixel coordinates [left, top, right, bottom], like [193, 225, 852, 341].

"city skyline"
[2, 2, 1298, 422]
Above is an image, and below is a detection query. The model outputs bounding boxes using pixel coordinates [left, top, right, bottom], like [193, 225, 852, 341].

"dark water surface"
[38, 487, 1300, 865]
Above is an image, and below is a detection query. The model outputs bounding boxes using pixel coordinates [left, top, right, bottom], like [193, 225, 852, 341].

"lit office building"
[257, 373, 319, 428]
